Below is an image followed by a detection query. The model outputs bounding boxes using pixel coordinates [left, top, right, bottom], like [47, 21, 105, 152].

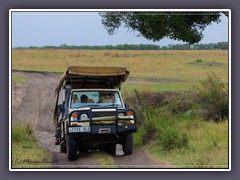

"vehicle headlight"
[118, 113, 125, 117]
[71, 112, 78, 121]
[80, 113, 88, 120]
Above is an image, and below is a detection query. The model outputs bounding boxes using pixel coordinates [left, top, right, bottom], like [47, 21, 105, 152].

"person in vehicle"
[72, 94, 78, 103]
[101, 93, 112, 103]
[98, 93, 105, 103]
[80, 94, 88, 103]
[109, 93, 115, 103]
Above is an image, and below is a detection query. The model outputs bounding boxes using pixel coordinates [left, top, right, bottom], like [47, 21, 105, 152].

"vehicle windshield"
[70, 90, 123, 108]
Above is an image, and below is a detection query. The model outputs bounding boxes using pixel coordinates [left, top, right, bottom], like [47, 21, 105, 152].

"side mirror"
[125, 103, 130, 109]
[58, 104, 65, 112]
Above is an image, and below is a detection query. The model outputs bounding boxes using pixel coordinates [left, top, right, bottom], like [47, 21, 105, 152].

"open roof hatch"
[55, 66, 130, 94]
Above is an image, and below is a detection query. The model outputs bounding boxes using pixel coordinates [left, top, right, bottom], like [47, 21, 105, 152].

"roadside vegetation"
[11, 75, 52, 168]
[12, 122, 52, 168]
[12, 73, 28, 85]
[123, 73, 229, 168]
[91, 151, 118, 168]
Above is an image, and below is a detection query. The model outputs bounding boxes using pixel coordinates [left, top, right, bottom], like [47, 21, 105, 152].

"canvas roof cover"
[55, 66, 129, 94]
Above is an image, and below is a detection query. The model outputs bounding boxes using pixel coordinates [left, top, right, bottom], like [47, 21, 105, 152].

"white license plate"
[69, 126, 91, 133]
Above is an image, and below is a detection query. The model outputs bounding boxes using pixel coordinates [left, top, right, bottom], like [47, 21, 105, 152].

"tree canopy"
[100, 12, 221, 44]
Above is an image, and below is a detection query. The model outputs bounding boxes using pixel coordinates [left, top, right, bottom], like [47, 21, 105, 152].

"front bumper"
[68, 124, 137, 134]
[68, 107, 137, 135]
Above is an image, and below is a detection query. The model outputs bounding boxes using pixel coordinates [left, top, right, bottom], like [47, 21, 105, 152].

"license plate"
[69, 126, 91, 133]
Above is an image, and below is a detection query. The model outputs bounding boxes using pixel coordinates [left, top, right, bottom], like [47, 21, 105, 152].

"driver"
[80, 94, 88, 103]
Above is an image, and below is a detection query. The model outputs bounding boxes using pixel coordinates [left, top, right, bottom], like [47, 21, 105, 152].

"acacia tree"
[100, 12, 221, 44]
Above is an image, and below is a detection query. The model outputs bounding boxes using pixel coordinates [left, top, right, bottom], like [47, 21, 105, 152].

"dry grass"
[12, 49, 228, 83]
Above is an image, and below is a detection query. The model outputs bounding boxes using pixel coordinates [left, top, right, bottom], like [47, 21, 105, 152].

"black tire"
[105, 144, 116, 155]
[122, 133, 133, 155]
[67, 135, 77, 161]
[60, 142, 67, 153]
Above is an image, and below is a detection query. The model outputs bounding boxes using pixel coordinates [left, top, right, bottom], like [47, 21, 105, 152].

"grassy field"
[12, 122, 52, 168]
[131, 104, 229, 168]
[11, 49, 229, 168]
[145, 118, 228, 168]
[122, 82, 194, 92]
[126, 73, 229, 168]
[12, 49, 228, 91]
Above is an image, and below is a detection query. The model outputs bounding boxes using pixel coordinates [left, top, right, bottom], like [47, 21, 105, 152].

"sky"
[11, 11, 229, 48]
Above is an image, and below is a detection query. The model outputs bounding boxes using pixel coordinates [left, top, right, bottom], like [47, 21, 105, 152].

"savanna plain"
[12, 49, 229, 168]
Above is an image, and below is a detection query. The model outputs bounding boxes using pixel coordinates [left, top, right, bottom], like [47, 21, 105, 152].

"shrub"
[160, 127, 189, 151]
[193, 73, 228, 121]
[196, 59, 202, 62]
[167, 73, 228, 121]
[168, 91, 194, 114]
[142, 117, 158, 144]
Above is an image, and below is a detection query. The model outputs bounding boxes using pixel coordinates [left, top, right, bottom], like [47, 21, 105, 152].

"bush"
[193, 73, 228, 121]
[196, 59, 202, 62]
[160, 127, 189, 151]
[168, 91, 194, 114]
[123, 90, 175, 125]
[167, 73, 228, 121]
[142, 117, 158, 144]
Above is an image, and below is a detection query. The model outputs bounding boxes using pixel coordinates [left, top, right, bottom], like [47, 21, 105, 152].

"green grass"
[91, 151, 117, 168]
[12, 122, 52, 168]
[12, 74, 28, 85]
[145, 119, 228, 168]
[127, 86, 228, 169]
[130, 101, 228, 168]
[123, 82, 193, 92]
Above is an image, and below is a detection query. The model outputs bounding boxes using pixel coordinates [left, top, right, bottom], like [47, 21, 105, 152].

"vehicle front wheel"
[122, 133, 133, 155]
[67, 135, 77, 161]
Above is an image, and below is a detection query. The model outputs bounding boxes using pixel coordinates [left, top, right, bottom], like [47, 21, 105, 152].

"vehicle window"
[70, 91, 123, 108]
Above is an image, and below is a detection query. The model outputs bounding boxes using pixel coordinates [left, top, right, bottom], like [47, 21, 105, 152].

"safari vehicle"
[54, 66, 137, 161]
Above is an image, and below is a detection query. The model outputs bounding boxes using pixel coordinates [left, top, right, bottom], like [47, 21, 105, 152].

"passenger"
[98, 93, 113, 103]
[102, 93, 112, 103]
[98, 93, 105, 103]
[109, 93, 115, 103]
[80, 94, 88, 103]
[72, 94, 78, 103]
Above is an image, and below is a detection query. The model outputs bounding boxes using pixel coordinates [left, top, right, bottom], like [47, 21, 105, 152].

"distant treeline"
[14, 42, 228, 50]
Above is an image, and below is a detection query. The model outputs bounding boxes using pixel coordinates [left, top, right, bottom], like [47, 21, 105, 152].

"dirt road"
[12, 70, 169, 169]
